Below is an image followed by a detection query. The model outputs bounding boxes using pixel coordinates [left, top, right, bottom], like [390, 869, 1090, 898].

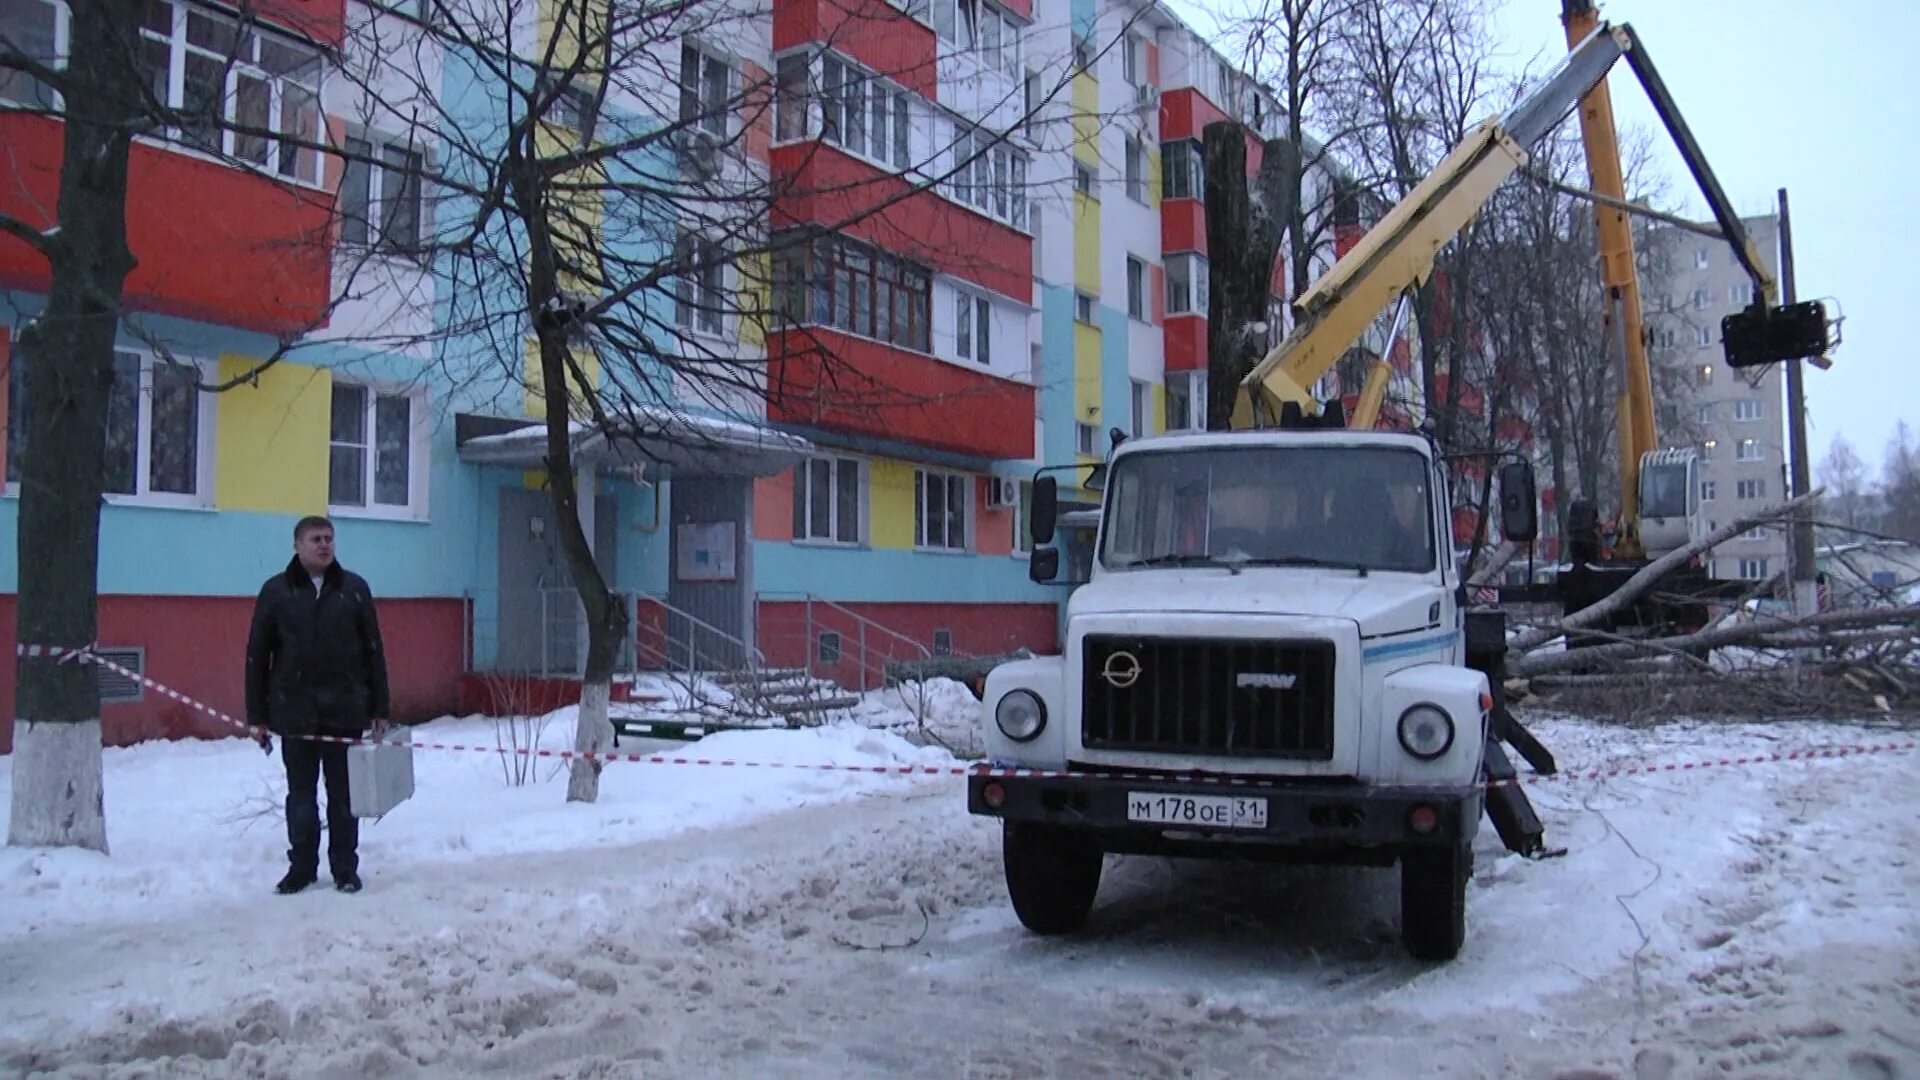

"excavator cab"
[1636, 448, 1701, 559]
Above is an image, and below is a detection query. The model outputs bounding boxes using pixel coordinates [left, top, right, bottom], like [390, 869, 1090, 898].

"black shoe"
[335, 873, 362, 893]
[276, 870, 316, 895]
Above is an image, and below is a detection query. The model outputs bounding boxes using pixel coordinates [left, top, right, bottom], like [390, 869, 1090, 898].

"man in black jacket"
[246, 515, 392, 895]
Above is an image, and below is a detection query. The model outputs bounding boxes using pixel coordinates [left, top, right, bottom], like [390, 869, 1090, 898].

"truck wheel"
[1400, 843, 1471, 961]
[1002, 821, 1103, 935]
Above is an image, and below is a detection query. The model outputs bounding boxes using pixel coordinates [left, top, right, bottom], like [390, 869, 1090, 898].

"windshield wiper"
[1236, 554, 1370, 577]
[1122, 554, 1235, 570]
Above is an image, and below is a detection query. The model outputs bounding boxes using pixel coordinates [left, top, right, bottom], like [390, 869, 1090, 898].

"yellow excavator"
[1226, 0, 1831, 630]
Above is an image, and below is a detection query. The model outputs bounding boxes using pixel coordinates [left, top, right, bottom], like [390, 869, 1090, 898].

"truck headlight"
[995, 690, 1046, 742]
[1397, 704, 1454, 760]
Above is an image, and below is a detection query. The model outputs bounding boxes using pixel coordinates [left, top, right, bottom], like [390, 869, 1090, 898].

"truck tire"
[1002, 821, 1103, 935]
[1400, 843, 1471, 961]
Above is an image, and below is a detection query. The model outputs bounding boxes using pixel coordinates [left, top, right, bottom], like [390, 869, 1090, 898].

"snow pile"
[843, 677, 984, 756]
[0, 712, 957, 936]
[2, 712, 1915, 1077]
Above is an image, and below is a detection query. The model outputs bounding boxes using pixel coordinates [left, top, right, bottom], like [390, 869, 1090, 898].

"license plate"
[1126, 792, 1268, 830]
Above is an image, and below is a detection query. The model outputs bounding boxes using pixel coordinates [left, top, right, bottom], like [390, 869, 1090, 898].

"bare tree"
[1884, 422, 1920, 544]
[1820, 434, 1870, 535]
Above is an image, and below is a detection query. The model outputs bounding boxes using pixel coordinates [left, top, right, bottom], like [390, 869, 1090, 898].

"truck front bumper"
[967, 768, 1481, 857]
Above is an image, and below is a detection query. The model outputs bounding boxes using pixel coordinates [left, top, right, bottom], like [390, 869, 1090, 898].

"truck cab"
[968, 428, 1505, 961]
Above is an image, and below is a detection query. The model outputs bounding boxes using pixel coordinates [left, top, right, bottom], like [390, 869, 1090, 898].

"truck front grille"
[1080, 635, 1336, 759]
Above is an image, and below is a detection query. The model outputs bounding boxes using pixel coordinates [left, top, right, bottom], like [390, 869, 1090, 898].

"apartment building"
[1645, 215, 1788, 581]
[0, 0, 1353, 747]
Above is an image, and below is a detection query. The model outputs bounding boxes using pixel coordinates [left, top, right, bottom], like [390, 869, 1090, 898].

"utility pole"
[1778, 187, 1818, 616]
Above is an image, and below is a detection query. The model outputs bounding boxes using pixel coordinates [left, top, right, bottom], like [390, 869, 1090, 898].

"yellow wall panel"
[868, 459, 917, 550]
[214, 356, 330, 514]
[1071, 72, 1099, 164]
[1152, 382, 1166, 433]
[1073, 193, 1100, 293]
[523, 338, 601, 421]
[1074, 323, 1102, 421]
[738, 250, 770, 348]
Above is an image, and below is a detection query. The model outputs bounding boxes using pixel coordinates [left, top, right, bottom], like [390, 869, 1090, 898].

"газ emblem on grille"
[1101, 650, 1142, 688]
[1236, 672, 1298, 690]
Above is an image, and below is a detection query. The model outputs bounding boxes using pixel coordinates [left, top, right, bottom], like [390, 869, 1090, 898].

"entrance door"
[496, 486, 619, 673]
[666, 475, 749, 669]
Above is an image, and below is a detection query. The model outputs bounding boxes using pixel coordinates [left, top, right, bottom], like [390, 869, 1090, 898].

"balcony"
[774, 0, 936, 98]
[0, 119, 334, 337]
[768, 327, 1035, 461]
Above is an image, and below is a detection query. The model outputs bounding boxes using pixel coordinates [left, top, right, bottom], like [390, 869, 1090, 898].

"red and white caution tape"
[17, 643, 1918, 786]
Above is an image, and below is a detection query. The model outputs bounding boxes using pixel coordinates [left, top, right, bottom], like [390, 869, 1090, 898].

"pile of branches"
[1492, 491, 1920, 721]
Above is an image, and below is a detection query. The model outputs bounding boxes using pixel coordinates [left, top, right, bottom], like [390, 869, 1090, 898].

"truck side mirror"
[1498, 462, 1538, 543]
[1031, 476, 1059, 545]
[1029, 546, 1060, 583]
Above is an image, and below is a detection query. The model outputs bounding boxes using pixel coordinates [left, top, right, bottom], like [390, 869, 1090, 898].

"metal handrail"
[630, 592, 769, 673]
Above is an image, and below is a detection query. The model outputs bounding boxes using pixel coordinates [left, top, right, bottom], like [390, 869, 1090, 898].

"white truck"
[967, 426, 1540, 961]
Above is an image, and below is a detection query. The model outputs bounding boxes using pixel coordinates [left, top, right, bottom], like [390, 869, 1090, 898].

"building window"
[1165, 253, 1208, 316]
[674, 231, 725, 336]
[133, 1, 326, 185]
[1161, 140, 1203, 201]
[0, 0, 63, 110]
[1734, 399, 1763, 422]
[792, 456, 862, 544]
[1692, 287, 1710, 310]
[1737, 478, 1765, 500]
[946, 119, 1028, 228]
[1695, 248, 1710, 269]
[679, 41, 732, 136]
[1022, 69, 1040, 138]
[340, 133, 424, 252]
[1742, 527, 1767, 542]
[772, 232, 932, 353]
[1130, 379, 1149, 436]
[1700, 479, 1716, 502]
[1123, 35, 1143, 85]
[1013, 479, 1034, 554]
[1700, 438, 1717, 462]
[329, 382, 417, 513]
[954, 290, 992, 365]
[819, 55, 915, 170]
[1735, 438, 1762, 462]
[1738, 558, 1769, 579]
[1073, 160, 1095, 198]
[1166, 370, 1203, 431]
[1730, 282, 1754, 305]
[1076, 422, 1097, 454]
[914, 469, 969, 550]
[1074, 291, 1096, 325]
[8, 349, 212, 504]
[1697, 363, 1714, 387]
[1126, 256, 1146, 321]
[1695, 326, 1713, 347]
[1124, 138, 1147, 202]
[775, 53, 809, 141]
[932, 0, 1020, 72]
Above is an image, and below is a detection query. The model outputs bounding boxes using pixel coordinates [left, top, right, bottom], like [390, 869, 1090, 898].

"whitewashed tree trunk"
[7, 720, 108, 853]
[566, 680, 614, 803]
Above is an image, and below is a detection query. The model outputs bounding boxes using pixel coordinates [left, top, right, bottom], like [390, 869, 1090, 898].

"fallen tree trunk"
[1510, 603, 1920, 677]
[1509, 489, 1826, 653]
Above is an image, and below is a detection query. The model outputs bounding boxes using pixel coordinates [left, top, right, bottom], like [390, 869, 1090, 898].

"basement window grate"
[93, 647, 146, 704]
[817, 632, 841, 664]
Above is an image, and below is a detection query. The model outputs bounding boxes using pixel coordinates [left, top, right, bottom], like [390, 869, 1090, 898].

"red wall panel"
[0, 328, 10, 483]
[772, 144, 1031, 301]
[1150, 263, 1166, 326]
[755, 471, 796, 541]
[1160, 198, 1205, 256]
[755, 600, 1058, 690]
[257, 0, 346, 47]
[1164, 315, 1205, 372]
[1159, 88, 1231, 144]
[975, 483, 1013, 557]
[774, 0, 938, 97]
[0, 115, 336, 336]
[768, 328, 1034, 460]
[0, 595, 461, 753]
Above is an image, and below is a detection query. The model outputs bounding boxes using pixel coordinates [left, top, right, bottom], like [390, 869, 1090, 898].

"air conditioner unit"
[986, 477, 1020, 509]
[1133, 84, 1159, 110]
[675, 127, 723, 181]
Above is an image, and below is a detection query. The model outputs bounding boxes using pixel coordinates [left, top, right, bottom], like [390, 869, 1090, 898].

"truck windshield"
[1099, 445, 1437, 574]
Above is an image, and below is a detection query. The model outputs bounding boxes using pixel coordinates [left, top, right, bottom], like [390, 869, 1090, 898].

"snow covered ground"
[2, 702, 1917, 1078]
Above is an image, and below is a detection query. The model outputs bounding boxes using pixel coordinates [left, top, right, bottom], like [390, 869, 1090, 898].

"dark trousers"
[283, 737, 357, 879]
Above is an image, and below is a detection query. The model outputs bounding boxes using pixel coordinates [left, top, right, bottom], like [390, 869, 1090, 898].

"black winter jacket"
[245, 557, 392, 736]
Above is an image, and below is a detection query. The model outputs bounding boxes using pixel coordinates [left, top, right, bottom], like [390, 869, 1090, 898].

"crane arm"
[1232, 23, 1632, 430]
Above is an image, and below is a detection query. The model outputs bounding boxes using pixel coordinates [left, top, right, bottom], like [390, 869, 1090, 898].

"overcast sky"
[1171, 0, 1913, 482]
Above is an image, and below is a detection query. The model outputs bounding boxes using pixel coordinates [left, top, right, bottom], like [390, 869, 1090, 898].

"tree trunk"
[1201, 122, 1297, 430]
[8, 1, 145, 853]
